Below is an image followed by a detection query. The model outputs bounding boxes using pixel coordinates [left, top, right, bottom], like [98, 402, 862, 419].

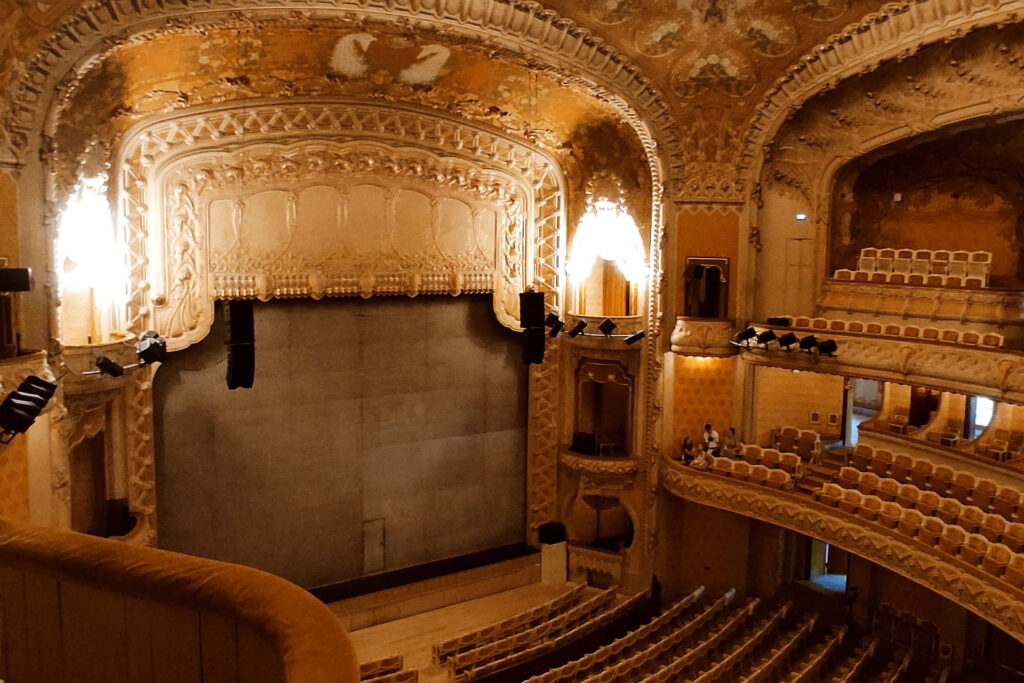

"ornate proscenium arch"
[661, 461, 1024, 645]
[0, 0, 678, 197]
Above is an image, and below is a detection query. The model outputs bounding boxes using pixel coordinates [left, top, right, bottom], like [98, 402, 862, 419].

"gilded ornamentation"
[528, 340, 561, 542]
[740, 335, 1024, 411]
[561, 452, 638, 477]
[662, 464, 1024, 642]
[669, 318, 737, 357]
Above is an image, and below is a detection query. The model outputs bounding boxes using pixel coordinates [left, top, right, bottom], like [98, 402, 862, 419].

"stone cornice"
[661, 462, 1024, 644]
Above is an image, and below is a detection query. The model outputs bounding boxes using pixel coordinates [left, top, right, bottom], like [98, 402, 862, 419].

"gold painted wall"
[752, 367, 844, 445]
[676, 209, 740, 319]
[671, 356, 736, 453]
[0, 437, 31, 521]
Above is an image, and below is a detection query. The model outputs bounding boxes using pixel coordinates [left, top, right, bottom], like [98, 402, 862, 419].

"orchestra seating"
[359, 656, 414, 682]
[710, 452, 796, 491]
[444, 587, 650, 681]
[835, 248, 993, 288]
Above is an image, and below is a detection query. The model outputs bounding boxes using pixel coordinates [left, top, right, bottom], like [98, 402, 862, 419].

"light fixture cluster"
[732, 326, 838, 357]
[544, 315, 646, 345]
[0, 376, 57, 444]
[565, 197, 647, 285]
[86, 331, 168, 377]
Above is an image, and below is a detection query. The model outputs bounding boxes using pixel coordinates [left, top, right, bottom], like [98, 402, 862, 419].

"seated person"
[721, 427, 739, 458]
[680, 436, 695, 464]
[690, 445, 712, 471]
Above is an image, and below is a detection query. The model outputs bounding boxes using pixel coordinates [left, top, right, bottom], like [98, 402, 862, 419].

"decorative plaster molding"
[1, 0, 677, 197]
[818, 282, 1024, 332]
[116, 100, 564, 348]
[740, 335, 1024, 405]
[561, 452, 638, 477]
[661, 464, 1024, 644]
[527, 341, 561, 542]
[569, 543, 625, 582]
[669, 318, 738, 357]
[739, 0, 1024, 182]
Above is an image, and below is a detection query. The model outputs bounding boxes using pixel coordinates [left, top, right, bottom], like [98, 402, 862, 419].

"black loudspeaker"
[519, 291, 545, 329]
[224, 300, 255, 389]
[766, 316, 792, 327]
[520, 292, 546, 365]
[538, 521, 567, 545]
[0, 267, 32, 292]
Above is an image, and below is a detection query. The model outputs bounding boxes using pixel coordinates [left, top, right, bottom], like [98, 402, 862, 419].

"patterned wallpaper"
[672, 355, 737, 454]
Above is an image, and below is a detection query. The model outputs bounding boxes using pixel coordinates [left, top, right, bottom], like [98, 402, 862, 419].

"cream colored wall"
[753, 189, 819, 320]
[752, 367, 845, 445]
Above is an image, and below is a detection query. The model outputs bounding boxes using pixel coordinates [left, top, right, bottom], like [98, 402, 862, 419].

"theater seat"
[982, 543, 1012, 577]
[937, 525, 965, 557]
[960, 533, 988, 566]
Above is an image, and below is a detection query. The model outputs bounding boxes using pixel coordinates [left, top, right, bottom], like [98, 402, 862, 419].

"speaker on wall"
[519, 292, 545, 365]
[224, 300, 255, 390]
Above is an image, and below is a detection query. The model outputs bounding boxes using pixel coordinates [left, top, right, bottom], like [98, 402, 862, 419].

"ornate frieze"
[117, 100, 564, 349]
[662, 463, 1024, 644]
[669, 318, 737, 357]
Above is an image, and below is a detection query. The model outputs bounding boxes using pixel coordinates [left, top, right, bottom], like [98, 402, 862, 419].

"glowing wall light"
[565, 198, 647, 285]
[57, 176, 125, 344]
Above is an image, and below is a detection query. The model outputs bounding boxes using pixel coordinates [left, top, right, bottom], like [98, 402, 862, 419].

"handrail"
[0, 516, 359, 683]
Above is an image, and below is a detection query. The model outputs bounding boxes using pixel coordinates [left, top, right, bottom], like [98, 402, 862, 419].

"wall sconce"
[565, 196, 647, 285]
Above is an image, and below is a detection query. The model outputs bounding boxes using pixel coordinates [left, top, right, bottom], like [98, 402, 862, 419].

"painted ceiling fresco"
[2, 0, 894, 181]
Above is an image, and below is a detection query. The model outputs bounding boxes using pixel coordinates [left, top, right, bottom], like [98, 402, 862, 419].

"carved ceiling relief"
[768, 24, 1024, 201]
[47, 21, 645, 202]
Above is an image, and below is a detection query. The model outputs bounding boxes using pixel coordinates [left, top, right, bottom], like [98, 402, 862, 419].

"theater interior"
[4, 1, 1024, 681]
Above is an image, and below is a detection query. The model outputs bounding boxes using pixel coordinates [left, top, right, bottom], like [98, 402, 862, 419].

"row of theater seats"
[834, 268, 989, 289]
[772, 427, 822, 461]
[782, 315, 1004, 349]
[432, 583, 587, 664]
[816, 482, 1024, 587]
[836, 467, 1024, 551]
[853, 247, 992, 282]
[358, 655, 417, 683]
[526, 586, 899, 683]
[709, 455, 796, 491]
[739, 445, 804, 475]
[848, 444, 1023, 522]
[448, 588, 650, 682]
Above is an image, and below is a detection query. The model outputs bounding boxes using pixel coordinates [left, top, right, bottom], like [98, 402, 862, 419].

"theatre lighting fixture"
[136, 331, 167, 365]
[624, 331, 646, 345]
[0, 376, 57, 444]
[756, 330, 777, 347]
[598, 318, 617, 336]
[94, 355, 124, 377]
[818, 339, 839, 357]
[799, 335, 819, 353]
[568, 321, 587, 338]
[733, 327, 757, 347]
[778, 332, 798, 351]
[548, 319, 564, 337]
[80, 331, 168, 377]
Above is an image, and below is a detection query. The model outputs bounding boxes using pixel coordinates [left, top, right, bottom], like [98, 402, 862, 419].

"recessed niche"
[573, 360, 634, 457]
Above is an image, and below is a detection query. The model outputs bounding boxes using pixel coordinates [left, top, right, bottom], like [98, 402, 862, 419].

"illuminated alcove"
[573, 359, 634, 457]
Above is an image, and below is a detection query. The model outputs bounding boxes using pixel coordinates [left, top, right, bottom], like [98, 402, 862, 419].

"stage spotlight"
[94, 355, 124, 377]
[624, 331, 646, 345]
[819, 339, 838, 357]
[778, 332, 798, 351]
[136, 331, 167, 365]
[568, 321, 587, 338]
[733, 327, 757, 347]
[0, 375, 57, 443]
[756, 329, 777, 346]
[544, 313, 560, 328]
[799, 335, 819, 353]
[598, 319, 617, 336]
[548, 319, 564, 337]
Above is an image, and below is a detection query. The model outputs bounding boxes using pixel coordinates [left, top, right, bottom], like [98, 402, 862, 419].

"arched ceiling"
[0, 0, 894, 203]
